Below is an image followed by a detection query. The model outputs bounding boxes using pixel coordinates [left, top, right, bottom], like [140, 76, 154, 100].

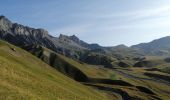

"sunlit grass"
[0, 41, 107, 100]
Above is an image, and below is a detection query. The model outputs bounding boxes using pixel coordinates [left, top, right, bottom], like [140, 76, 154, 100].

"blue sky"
[1, 0, 170, 46]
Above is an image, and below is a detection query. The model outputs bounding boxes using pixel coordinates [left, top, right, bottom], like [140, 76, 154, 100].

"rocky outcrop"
[0, 15, 56, 49]
[0, 16, 13, 32]
[58, 34, 101, 50]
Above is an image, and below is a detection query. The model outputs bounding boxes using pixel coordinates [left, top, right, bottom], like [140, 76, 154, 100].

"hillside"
[132, 36, 170, 56]
[24, 44, 114, 79]
[0, 40, 108, 100]
[24, 44, 170, 100]
[1, 15, 170, 100]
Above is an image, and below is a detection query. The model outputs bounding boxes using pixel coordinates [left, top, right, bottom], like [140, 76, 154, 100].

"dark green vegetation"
[0, 15, 170, 100]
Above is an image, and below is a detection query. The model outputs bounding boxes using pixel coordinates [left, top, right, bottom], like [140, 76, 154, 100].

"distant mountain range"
[1, 15, 170, 67]
[132, 36, 170, 56]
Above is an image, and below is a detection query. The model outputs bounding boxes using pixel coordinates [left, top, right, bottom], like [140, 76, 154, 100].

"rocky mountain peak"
[0, 15, 49, 38]
[69, 35, 80, 42]
[0, 15, 8, 20]
[59, 34, 68, 39]
[0, 15, 5, 19]
[0, 15, 12, 24]
[0, 15, 13, 31]
[59, 34, 80, 43]
[36, 28, 49, 37]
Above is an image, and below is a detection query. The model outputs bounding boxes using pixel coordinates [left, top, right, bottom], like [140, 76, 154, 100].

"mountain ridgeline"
[132, 36, 170, 56]
[1, 15, 170, 68]
[0, 15, 137, 68]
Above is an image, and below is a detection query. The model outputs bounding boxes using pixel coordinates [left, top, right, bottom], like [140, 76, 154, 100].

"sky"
[1, 0, 170, 46]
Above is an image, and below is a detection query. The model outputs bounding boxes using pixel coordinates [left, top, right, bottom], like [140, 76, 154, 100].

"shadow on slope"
[88, 78, 133, 86]
[144, 72, 170, 82]
[24, 45, 88, 82]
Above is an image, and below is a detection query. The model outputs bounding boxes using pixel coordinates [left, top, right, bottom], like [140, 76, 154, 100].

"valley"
[0, 16, 170, 100]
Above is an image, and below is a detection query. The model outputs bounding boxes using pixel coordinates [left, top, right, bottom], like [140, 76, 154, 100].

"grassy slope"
[23, 44, 170, 99]
[40, 47, 170, 100]
[0, 41, 108, 100]
[57, 53, 113, 79]
[114, 68, 170, 100]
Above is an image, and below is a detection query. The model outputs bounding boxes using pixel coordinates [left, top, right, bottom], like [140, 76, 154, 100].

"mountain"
[132, 36, 170, 56]
[2, 15, 170, 67]
[0, 15, 138, 68]
[2, 15, 170, 68]
[0, 15, 102, 50]
[0, 15, 107, 60]
[1, 15, 170, 100]
[59, 34, 101, 49]
[2, 39, 169, 100]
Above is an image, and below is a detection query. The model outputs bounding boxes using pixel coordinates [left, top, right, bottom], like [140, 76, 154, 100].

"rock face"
[0, 16, 55, 49]
[0, 16, 89, 59]
[0, 15, 115, 67]
[0, 16, 12, 32]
